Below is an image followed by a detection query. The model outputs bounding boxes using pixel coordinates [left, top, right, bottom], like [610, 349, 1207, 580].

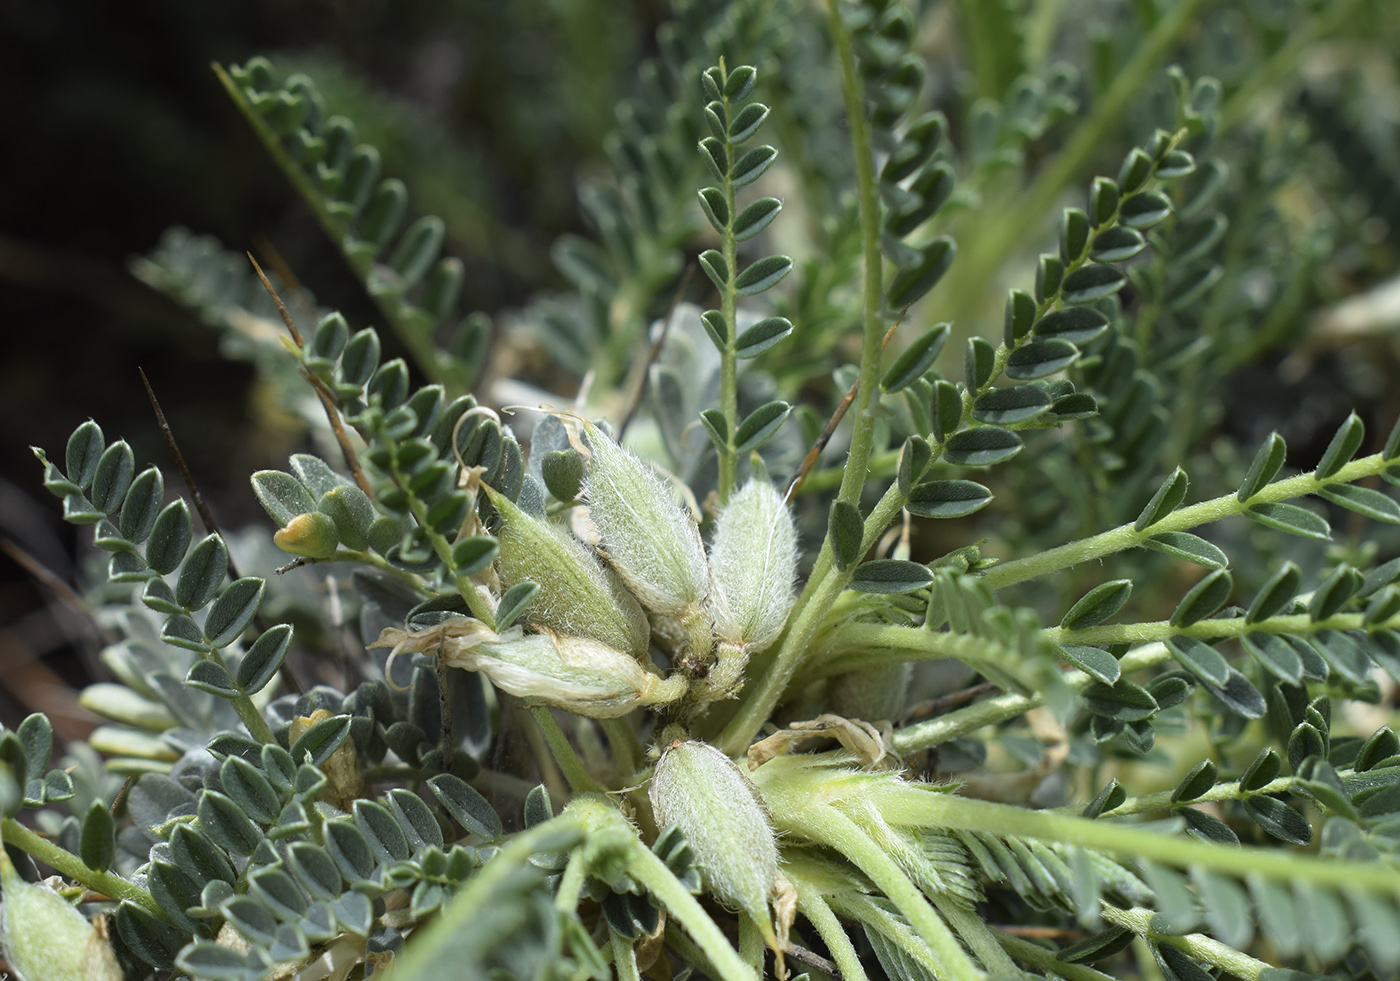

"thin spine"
[249, 254, 372, 497]
[141, 366, 304, 697]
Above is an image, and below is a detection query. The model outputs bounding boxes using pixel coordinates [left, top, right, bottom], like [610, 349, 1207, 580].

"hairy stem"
[716, 64, 742, 503]
[1043, 609, 1400, 648]
[1101, 906, 1273, 980]
[798, 892, 871, 981]
[825, 0, 886, 511]
[981, 451, 1399, 590]
[530, 708, 606, 794]
[892, 643, 1174, 753]
[1, 816, 166, 920]
[784, 804, 985, 981]
[219, 658, 277, 744]
[878, 791, 1400, 895]
[627, 843, 756, 981]
[1071, 774, 1293, 818]
[612, 927, 642, 981]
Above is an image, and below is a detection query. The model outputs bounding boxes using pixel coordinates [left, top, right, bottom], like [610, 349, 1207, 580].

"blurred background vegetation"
[0, 0, 667, 738]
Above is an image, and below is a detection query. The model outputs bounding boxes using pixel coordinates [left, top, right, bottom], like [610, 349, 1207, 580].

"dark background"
[0, 0, 662, 738]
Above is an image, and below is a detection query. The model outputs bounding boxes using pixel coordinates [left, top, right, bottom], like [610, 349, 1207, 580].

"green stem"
[934, 894, 1027, 978]
[829, 890, 970, 980]
[815, 622, 1026, 677]
[626, 843, 756, 981]
[521, 706, 569, 803]
[191, 642, 275, 744]
[738, 915, 764, 976]
[981, 451, 1399, 590]
[389, 450, 495, 629]
[949, 0, 1213, 320]
[611, 927, 642, 981]
[877, 791, 1400, 895]
[1044, 609, 1400, 648]
[718, 65, 741, 503]
[825, 0, 886, 511]
[599, 717, 639, 785]
[1, 817, 166, 920]
[782, 804, 985, 981]
[994, 932, 1118, 981]
[1101, 906, 1273, 980]
[221, 663, 277, 744]
[1069, 774, 1293, 819]
[892, 642, 1174, 753]
[554, 850, 590, 915]
[530, 708, 606, 794]
[392, 815, 588, 977]
[798, 892, 870, 981]
[798, 449, 902, 493]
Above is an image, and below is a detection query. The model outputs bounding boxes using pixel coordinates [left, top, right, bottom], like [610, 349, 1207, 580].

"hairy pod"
[581, 422, 709, 619]
[708, 479, 797, 651]
[649, 740, 781, 950]
[273, 511, 340, 558]
[0, 851, 122, 981]
[485, 483, 649, 657]
[372, 622, 684, 719]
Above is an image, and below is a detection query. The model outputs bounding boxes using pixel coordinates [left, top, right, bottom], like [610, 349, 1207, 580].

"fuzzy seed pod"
[708, 479, 797, 651]
[273, 511, 340, 558]
[649, 740, 782, 950]
[372, 621, 684, 719]
[581, 423, 709, 619]
[485, 484, 649, 657]
[0, 851, 122, 981]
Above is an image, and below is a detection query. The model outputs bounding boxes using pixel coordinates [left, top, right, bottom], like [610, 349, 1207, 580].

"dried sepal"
[372, 621, 683, 718]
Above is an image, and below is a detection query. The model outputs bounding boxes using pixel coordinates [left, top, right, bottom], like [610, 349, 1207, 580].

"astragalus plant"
[7, 1, 1400, 979]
